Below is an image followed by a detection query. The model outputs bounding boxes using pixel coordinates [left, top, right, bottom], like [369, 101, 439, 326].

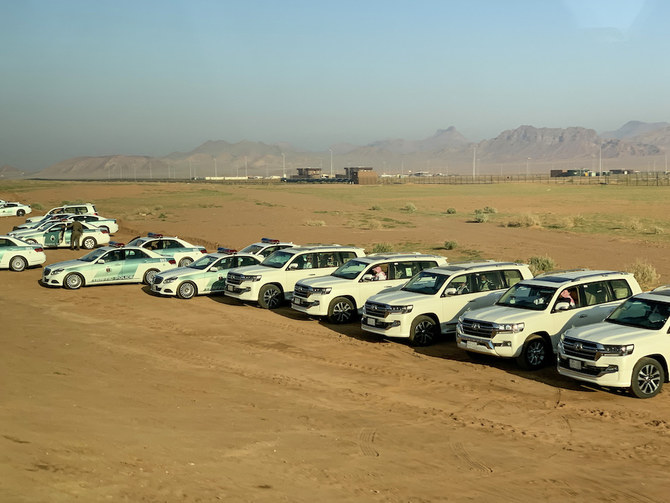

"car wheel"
[82, 237, 97, 249]
[258, 284, 283, 309]
[516, 335, 548, 370]
[17, 209, 25, 216]
[64, 273, 84, 290]
[630, 357, 664, 399]
[327, 297, 356, 324]
[409, 315, 438, 346]
[178, 257, 193, 267]
[177, 281, 197, 299]
[9, 256, 27, 272]
[143, 269, 159, 285]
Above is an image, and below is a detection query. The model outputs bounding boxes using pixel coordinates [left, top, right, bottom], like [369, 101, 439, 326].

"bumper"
[41, 275, 64, 287]
[224, 283, 258, 301]
[361, 314, 410, 338]
[151, 283, 176, 296]
[291, 296, 328, 316]
[556, 353, 632, 388]
[456, 332, 519, 358]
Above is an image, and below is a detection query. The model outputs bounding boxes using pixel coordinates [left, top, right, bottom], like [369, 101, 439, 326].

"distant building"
[295, 167, 322, 179]
[344, 166, 378, 184]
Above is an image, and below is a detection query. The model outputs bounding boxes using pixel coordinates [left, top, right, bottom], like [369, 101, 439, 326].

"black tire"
[327, 297, 356, 324]
[630, 358, 664, 399]
[177, 281, 197, 299]
[82, 236, 96, 249]
[9, 256, 27, 272]
[17, 209, 25, 217]
[64, 273, 84, 290]
[516, 335, 549, 370]
[143, 268, 159, 285]
[409, 315, 438, 346]
[178, 257, 193, 267]
[258, 283, 283, 309]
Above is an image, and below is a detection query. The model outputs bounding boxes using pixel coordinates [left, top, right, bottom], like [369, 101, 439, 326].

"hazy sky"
[1, 0, 667, 171]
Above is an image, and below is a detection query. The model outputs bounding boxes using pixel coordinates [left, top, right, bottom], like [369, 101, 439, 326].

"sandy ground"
[2, 182, 670, 502]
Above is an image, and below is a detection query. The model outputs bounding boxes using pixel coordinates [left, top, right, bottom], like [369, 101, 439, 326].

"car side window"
[503, 269, 523, 287]
[237, 256, 258, 267]
[609, 279, 632, 300]
[338, 251, 357, 264]
[475, 270, 504, 291]
[260, 246, 278, 257]
[0, 238, 10, 247]
[447, 274, 470, 295]
[582, 281, 612, 306]
[294, 253, 316, 270]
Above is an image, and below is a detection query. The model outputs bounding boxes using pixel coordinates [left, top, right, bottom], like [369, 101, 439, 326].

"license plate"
[466, 340, 478, 350]
[293, 298, 303, 306]
[226, 285, 234, 292]
[365, 318, 376, 326]
[569, 359, 582, 370]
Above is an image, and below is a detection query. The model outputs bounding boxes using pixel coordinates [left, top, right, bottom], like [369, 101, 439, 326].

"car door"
[92, 250, 124, 283]
[43, 223, 67, 247]
[208, 256, 235, 293]
[119, 249, 150, 281]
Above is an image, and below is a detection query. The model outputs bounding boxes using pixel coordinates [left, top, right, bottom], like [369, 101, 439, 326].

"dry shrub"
[445, 207, 456, 214]
[444, 240, 458, 250]
[651, 226, 664, 235]
[627, 218, 643, 231]
[367, 220, 382, 230]
[402, 202, 417, 213]
[371, 242, 394, 253]
[503, 214, 541, 228]
[527, 255, 556, 275]
[625, 259, 661, 290]
[304, 220, 326, 227]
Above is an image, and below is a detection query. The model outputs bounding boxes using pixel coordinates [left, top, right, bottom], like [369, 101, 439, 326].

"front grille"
[561, 337, 600, 360]
[227, 273, 242, 286]
[294, 284, 310, 299]
[153, 277, 163, 285]
[459, 318, 496, 338]
[364, 301, 388, 318]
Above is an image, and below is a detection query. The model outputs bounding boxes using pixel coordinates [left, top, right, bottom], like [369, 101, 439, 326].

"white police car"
[41, 244, 177, 289]
[151, 247, 261, 299]
[13, 213, 118, 234]
[0, 202, 32, 217]
[238, 238, 297, 258]
[127, 233, 207, 267]
[8, 220, 110, 249]
[0, 235, 46, 271]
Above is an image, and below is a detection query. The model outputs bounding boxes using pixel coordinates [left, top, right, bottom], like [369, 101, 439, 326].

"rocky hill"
[31, 122, 670, 179]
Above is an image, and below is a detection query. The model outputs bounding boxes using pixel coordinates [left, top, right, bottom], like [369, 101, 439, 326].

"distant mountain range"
[20, 121, 670, 180]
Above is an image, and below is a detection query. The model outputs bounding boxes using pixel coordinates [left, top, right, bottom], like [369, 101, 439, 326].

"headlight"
[387, 304, 413, 314]
[494, 322, 525, 333]
[240, 274, 262, 282]
[310, 287, 332, 295]
[51, 268, 64, 275]
[597, 344, 634, 357]
[164, 276, 178, 284]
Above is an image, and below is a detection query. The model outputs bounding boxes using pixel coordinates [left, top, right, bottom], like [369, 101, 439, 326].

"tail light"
[101, 229, 109, 234]
[34, 247, 44, 252]
[168, 259, 176, 265]
[200, 248, 207, 254]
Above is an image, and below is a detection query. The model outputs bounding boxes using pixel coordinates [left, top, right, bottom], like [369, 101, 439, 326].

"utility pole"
[472, 146, 477, 179]
[282, 152, 286, 178]
[214, 157, 217, 178]
[329, 148, 333, 177]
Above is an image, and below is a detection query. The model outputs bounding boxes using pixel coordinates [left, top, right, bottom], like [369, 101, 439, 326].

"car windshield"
[332, 260, 367, 279]
[189, 255, 220, 270]
[261, 250, 293, 268]
[79, 249, 108, 262]
[402, 271, 448, 295]
[239, 244, 263, 254]
[606, 298, 670, 331]
[497, 283, 556, 311]
[127, 237, 145, 247]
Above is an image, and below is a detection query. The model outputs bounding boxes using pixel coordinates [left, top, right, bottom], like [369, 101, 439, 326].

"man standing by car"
[69, 220, 84, 250]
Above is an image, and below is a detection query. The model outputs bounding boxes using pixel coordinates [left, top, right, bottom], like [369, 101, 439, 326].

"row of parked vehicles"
[2, 205, 669, 399]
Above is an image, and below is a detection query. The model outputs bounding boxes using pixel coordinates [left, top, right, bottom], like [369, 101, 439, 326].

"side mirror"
[288, 263, 298, 270]
[554, 301, 570, 311]
[442, 287, 457, 297]
[361, 274, 374, 282]
[97, 259, 105, 264]
[210, 266, 218, 272]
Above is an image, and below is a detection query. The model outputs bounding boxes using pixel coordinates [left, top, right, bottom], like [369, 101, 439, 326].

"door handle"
[578, 314, 587, 318]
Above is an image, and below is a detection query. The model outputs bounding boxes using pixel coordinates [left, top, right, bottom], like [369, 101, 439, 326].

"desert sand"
[2, 181, 670, 502]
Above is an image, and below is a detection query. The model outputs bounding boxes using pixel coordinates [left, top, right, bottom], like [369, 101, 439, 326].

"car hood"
[563, 322, 657, 345]
[228, 264, 277, 276]
[297, 275, 349, 288]
[155, 266, 198, 278]
[46, 259, 89, 270]
[461, 304, 542, 324]
[366, 289, 430, 306]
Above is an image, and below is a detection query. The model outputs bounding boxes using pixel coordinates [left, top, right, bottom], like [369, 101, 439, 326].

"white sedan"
[9, 221, 110, 249]
[127, 233, 207, 267]
[152, 249, 261, 299]
[0, 202, 32, 217]
[0, 235, 46, 271]
[41, 245, 177, 289]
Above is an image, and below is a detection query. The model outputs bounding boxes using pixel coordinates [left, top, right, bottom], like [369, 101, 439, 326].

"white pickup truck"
[558, 287, 670, 398]
[457, 270, 641, 369]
